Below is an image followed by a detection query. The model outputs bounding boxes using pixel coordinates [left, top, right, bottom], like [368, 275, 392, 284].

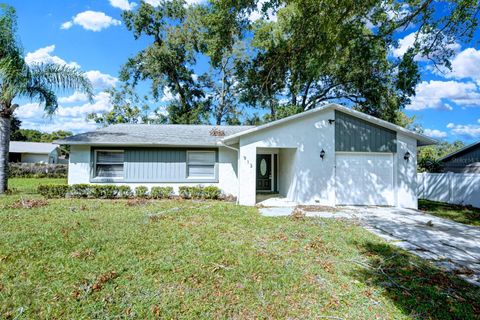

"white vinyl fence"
[417, 172, 480, 208]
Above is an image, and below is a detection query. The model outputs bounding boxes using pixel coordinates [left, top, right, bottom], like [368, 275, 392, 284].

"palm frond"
[28, 63, 94, 101]
[25, 81, 58, 115]
[0, 52, 27, 103]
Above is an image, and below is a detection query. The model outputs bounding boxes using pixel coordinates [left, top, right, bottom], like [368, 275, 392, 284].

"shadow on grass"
[355, 242, 480, 319]
[418, 199, 480, 226]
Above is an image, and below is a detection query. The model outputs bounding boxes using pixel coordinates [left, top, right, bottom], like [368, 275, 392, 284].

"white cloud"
[62, 11, 121, 32]
[392, 32, 417, 58]
[84, 70, 118, 90]
[447, 121, 480, 139]
[58, 91, 89, 104]
[424, 128, 447, 139]
[144, 0, 203, 6]
[25, 46, 118, 92]
[16, 92, 111, 119]
[19, 118, 99, 133]
[143, 0, 161, 5]
[15, 102, 44, 119]
[61, 21, 73, 30]
[109, 0, 137, 10]
[439, 48, 480, 84]
[392, 32, 460, 61]
[407, 80, 480, 110]
[56, 92, 111, 117]
[160, 87, 179, 102]
[249, 0, 279, 22]
[25, 45, 79, 68]
[14, 92, 113, 133]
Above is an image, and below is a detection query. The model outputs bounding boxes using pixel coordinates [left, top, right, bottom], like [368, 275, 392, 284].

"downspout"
[218, 141, 240, 205]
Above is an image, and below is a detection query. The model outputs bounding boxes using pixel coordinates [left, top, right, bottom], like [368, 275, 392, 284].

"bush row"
[37, 184, 223, 200]
[9, 163, 68, 178]
[178, 186, 221, 199]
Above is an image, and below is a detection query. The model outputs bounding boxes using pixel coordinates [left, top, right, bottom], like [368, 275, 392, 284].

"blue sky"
[5, 0, 480, 144]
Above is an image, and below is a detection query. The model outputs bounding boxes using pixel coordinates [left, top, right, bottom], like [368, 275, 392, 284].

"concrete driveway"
[259, 205, 480, 286]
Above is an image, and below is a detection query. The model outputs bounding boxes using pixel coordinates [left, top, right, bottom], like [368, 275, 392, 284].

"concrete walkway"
[259, 205, 480, 286]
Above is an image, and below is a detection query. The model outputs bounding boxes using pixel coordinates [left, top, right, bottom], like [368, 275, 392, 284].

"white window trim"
[186, 150, 216, 179]
[93, 149, 125, 180]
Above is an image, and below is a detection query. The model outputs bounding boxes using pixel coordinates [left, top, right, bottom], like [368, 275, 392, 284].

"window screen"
[94, 150, 124, 178]
[187, 151, 215, 178]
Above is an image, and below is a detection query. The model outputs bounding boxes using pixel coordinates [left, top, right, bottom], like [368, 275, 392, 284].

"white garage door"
[335, 153, 394, 206]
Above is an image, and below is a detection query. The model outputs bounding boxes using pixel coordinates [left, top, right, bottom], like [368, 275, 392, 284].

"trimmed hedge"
[203, 186, 221, 199]
[178, 186, 221, 200]
[9, 163, 67, 178]
[150, 187, 173, 199]
[36, 184, 223, 200]
[117, 186, 133, 199]
[135, 186, 149, 198]
[37, 184, 69, 199]
[91, 185, 118, 199]
[69, 184, 91, 198]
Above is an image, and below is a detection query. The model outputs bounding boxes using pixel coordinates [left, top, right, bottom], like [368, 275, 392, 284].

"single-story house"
[9, 141, 60, 164]
[56, 104, 436, 209]
[439, 141, 480, 173]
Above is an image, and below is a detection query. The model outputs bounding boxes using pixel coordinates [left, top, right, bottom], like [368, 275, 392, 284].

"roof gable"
[222, 103, 437, 146]
[439, 141, 480, 162]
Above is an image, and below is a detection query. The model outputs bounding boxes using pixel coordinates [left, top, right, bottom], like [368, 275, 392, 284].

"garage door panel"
[336, 153, 394, 206]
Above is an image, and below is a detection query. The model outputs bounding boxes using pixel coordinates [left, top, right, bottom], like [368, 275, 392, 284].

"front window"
[94, 150, 124, 179]
[187, 151, 215, 179]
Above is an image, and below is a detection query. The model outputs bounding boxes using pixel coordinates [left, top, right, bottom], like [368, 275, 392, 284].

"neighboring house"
[9, 141, 60, 164]
[439, 141, 480, 173]
[56, 104, 436, 209]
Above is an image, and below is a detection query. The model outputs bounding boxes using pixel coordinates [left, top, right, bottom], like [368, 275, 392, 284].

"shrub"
[150, 186, 173, 199]
[179, 186, 202, 199]
[178, 186, 191, 199]
[189, 186, 204, 199]
[37, 183, 224, 201]
[135, 186, 149, 198]
[37, 184, 69, 199]
[91, 185, 118, 199]
[69, 184, 91, 198]
[117, 186, 133, 199]
[203, 186, 221, 199]
[8, 163, 67, 178]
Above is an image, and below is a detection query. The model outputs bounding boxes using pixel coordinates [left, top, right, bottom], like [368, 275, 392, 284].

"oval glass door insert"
[260, 158, 267, 176]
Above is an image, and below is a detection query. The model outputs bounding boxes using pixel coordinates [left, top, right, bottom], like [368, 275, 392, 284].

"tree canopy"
[119, 0, 479, 125]
[87, 85, 167, 126]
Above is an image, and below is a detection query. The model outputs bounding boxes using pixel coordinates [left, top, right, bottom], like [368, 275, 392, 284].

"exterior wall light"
[328, 119, 335, 124]
[404, 151, 411, 161]
[320, 149, 326, 160]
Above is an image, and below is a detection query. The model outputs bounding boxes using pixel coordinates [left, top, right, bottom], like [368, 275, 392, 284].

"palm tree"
[0, 5, 93, 193]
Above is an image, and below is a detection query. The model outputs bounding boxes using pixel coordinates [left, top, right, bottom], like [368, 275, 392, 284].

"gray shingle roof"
[54, 124, 254, 147]
[10, 141, 58, 154]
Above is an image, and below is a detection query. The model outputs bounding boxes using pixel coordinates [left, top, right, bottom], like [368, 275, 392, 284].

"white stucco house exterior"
[9, 141, 60, 164]
[56, 104, 436, 209]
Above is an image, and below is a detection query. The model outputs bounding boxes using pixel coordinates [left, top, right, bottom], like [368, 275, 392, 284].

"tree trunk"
[0, 115, 11, 193]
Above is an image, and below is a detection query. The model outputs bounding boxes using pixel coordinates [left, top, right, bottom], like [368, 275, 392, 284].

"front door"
[256, 154, 272, 191]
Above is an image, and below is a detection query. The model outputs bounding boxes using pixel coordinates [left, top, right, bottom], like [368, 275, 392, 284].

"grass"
[419, 199, 480, 226]
[1, 179, 479, 319]
[7, 177, 67, 194]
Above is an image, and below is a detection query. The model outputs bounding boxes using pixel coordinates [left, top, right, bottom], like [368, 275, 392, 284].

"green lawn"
[7, 177, 67, 194]
[419, 199, 480, 227]
[1, 179, 479, 319]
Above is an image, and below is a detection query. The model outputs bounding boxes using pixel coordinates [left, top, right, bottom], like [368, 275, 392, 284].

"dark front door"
[256, 154, 272, 191]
